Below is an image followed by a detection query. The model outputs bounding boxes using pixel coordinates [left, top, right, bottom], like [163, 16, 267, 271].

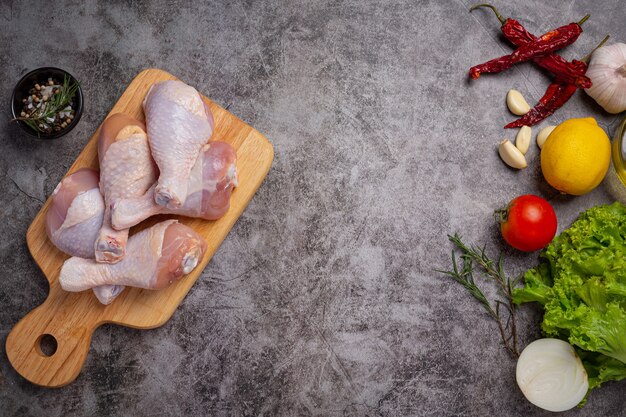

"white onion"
[516, 338, 589, 412]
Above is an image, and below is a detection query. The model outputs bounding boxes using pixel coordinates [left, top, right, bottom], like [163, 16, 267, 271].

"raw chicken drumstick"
[111, 141, 237, 229]
[94, 114, 157, 263]
[144, 80, 214, 208]
[46, 168, 104, 259]
[45, 168, 124, 305]
[59, 220, 207, 294]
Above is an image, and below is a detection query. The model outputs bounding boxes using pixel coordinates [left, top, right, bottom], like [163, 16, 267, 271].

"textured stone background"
[1, 0, 625, 416]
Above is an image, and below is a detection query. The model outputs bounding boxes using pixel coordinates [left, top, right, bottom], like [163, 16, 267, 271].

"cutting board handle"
[6, 287, 97, 387]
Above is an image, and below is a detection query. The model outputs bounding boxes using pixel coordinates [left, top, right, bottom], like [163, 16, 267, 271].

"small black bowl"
[11, 67, 83, 139]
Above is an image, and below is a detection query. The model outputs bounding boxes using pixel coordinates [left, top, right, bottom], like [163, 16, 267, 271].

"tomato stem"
[494, 207, 509, 224]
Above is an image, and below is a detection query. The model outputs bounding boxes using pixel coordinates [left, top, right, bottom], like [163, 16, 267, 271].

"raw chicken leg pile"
[45, 80, 238, 305]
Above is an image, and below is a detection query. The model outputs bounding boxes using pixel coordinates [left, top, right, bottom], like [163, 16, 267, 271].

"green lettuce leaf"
[578, 349, 626, 391]
[515, 202, 626, 394]
[512, 262, 552, 305]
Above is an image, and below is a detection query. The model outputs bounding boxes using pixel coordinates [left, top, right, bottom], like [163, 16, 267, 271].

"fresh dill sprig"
[437, 233, 521, 357]
[14, 75, 79, 135]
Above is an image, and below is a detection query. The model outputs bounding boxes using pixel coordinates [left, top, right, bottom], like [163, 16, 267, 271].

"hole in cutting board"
[36, 334, 58, 357]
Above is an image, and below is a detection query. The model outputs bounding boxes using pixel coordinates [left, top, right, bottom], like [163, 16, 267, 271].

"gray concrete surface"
[1, 0, 625, 415]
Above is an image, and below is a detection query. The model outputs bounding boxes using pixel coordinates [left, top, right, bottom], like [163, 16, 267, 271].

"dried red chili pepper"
[470, 4, 592, 88]
[505, 84, 578, 128]
[468, 4, 606, 128]
[469, 5, 590, 81]
[505, 39, 607, 128]
[470, 40, 589, 88]
[506, 15, 588, 64]
[469, 58, 508, 79]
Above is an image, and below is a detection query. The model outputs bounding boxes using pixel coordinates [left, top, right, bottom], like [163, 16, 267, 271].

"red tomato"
[498, 195, 557, 252]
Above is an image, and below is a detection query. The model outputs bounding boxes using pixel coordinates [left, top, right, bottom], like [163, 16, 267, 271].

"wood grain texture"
[5, 69, 274, 388]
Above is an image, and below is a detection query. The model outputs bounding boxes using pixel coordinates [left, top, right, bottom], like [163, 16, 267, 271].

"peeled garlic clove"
[515, 126, 532, 154]
[507, 89, 531, 116]
[516, 338, 589, 412]
[499, 139, 527, 169]
[537, 125, 556, 149]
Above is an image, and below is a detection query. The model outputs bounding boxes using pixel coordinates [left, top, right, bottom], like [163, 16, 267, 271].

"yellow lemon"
[540, 118, 611, 195]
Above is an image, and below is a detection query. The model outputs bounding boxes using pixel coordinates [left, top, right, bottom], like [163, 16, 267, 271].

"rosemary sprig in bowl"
[10, 67, 83, 139]
[15, 76, 79, 134]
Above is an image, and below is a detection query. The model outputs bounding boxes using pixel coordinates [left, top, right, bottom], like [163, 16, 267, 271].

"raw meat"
[59, 220, 207, 295]
[94, 113, 157, 263]
[46, 168, 104, 258]
[45, 168, 123, 305]
[143, 80, 214, 208]
[111, 141, 237, 229]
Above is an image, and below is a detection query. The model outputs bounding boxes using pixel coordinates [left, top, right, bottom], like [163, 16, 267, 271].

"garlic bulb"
[585, 43, 626, 114]
[516, 338, 589, 412]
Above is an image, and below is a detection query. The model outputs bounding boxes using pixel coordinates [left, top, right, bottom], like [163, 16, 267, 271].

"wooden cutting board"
[5, 69, 274, 387]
